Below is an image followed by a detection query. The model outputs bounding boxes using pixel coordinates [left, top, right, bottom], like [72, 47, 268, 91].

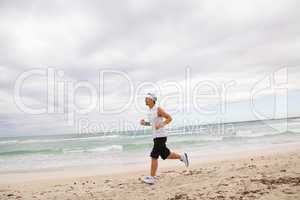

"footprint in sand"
[167, 193, 194, 200]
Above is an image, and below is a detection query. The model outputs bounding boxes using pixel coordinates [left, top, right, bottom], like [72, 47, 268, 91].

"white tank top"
[148, 105, 167, 138]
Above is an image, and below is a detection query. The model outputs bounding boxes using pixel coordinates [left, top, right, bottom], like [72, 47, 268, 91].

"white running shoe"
[180, 153, 189, 167]
[143, 176, 155, 185]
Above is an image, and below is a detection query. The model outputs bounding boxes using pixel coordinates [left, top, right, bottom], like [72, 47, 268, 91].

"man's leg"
[151, 158, 158, 177]
[166, 152, 181, 159]
[167, 151, 189, 168]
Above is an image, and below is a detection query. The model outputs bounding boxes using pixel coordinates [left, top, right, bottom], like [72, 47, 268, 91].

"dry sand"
[0, 148, 299, 200]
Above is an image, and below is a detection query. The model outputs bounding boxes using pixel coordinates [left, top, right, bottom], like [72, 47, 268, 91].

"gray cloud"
[1, 0, 300, 135]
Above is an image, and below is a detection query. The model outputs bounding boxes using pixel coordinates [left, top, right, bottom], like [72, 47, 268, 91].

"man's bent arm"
[157, 107, 172, 127]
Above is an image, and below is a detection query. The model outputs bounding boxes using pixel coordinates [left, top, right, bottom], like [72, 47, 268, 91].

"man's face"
[145, 97, 152, 106]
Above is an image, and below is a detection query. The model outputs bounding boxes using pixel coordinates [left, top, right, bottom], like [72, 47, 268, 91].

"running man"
[140, 93, 189, 184]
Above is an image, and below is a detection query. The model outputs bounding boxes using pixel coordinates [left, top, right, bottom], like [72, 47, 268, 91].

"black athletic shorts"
[150, 137, 170, 160]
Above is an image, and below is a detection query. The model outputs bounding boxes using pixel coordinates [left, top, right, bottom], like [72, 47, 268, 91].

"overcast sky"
[0, 0, 300, 136]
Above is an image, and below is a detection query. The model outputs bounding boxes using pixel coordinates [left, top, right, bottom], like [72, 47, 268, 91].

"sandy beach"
[0, 146, 299, 200]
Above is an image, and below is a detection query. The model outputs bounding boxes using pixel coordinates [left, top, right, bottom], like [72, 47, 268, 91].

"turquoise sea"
[0, 117, 300, 173]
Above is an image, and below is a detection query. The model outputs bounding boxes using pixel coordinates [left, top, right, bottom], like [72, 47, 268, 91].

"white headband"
[146, 93, 157, 102]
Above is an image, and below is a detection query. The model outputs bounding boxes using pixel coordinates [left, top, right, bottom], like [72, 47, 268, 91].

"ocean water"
[0, 117, 300, 174]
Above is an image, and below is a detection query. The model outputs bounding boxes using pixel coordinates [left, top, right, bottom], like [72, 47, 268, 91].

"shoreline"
[1, 142, 300, 184]
[0, 144, 300, 199]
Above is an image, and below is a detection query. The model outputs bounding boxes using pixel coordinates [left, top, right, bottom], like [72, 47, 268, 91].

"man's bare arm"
[156, 107, 172, 129]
